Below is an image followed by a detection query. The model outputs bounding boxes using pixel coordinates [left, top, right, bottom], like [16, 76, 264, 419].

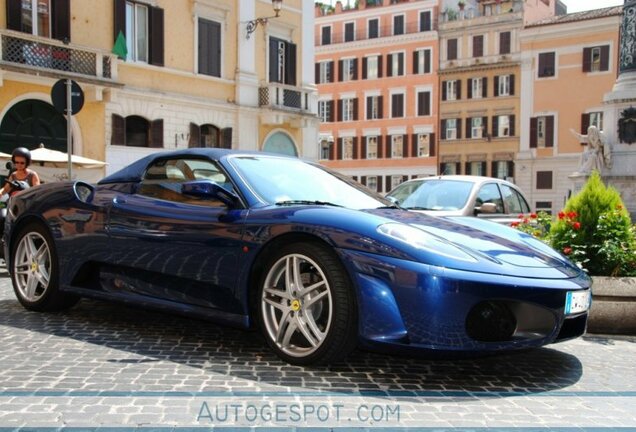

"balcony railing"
[316, 21, 436, 46]
[0, 30, 117, 81]
[259, 83, 312, 112]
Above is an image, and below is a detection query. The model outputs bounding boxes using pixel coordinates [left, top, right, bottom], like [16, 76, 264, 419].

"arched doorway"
[263, 131, 297, 156]
[0, 99, 68, 154]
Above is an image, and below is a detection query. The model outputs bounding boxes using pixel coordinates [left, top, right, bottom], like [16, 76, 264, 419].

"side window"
[138, 158, 232, 206]
[501, 185, 529, 214]
[475, 183, 504, 213]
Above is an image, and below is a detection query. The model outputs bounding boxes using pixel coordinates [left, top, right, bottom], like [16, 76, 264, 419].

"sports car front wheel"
[10, 223, 79, 312]
[257, 242, 357, 365]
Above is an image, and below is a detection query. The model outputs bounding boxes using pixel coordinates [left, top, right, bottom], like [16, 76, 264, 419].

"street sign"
[51, 79, 84, 115]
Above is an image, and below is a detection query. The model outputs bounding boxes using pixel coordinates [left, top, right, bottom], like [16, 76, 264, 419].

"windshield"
[399, 179, 473, 211]
[229, 155, 391, 210]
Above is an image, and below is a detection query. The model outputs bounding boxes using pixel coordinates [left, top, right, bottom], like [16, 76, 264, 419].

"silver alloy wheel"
[261, 253, 333, 358]
[13, 231, 51, 302]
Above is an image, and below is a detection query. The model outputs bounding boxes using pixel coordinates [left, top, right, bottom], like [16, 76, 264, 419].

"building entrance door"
[0, 99, 68, 153]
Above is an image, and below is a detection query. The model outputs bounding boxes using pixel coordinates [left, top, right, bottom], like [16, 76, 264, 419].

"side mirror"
[476, 202, 498, 214]
[5, 161, 14, 171]
[386, 195, 400, 205]
[181, 180, 239, 207]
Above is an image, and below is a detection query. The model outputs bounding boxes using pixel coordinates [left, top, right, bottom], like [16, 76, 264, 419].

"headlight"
[377, 223, 477, 262]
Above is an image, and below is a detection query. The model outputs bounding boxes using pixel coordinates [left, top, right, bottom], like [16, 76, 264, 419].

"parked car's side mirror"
[476, 202, 497, 214]
[181, 180, 239, 207]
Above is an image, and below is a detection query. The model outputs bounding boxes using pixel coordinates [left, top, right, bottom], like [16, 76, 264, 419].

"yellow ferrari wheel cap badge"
[291, 299, 301, 311]
[31, 262, 38, 273]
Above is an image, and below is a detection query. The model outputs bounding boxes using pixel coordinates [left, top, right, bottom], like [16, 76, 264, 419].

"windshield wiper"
[377, 204, 403, 210]
[275, 200, 343, 207]
[403, 206, 437, 210]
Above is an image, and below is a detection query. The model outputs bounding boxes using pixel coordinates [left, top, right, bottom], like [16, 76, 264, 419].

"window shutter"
[387, 54, 393, 77]
[112, 114, 125, 146]
[492, 116, 499, 138]
[413, 50, 419, 74]
[482, 77, 488, 98]
[385, 136, 392, 158]
[6, 0, 22, 31]
[189, 123, 200, 148]
[456, 162, 462, 174]
[329, 141, 335, 160]
[113, 0, 126, 41]
[353, 98, 359, 121]
[581, 113, 591, 136]
[457, 119, 462, 139]
[429, 133, 436, 156]
[362, 57, 368, 79]
[366, 96, 372, 119]
[465, 162, 471, 175]
[222, 128, 233, 149]
[315, 63, 320, 84]
[286, 43, 297, 85]
[500, 31, 511, 55]
[385, 176, 391, 190]
[442, 81, 447, 101]
[473, 35, 483, 57]
[378, 136, 384, 158]
[491, 161, 497, 177]
[600, 45, 610, 71]
[362, 139, 367, 159]
[509, 115, 515, 137]
[377, 176, 383, 193]
[456, 80, 462, 99]
[509, 74, 515, 95]
[441, 120, 447, 140]
[352, 57, 358, 80]
[337, 100, 343, 122]
[448, 39, 457, 60]
[417, 92, 424, 116]
[424, 91, 430, 115]
[329, 61, 335, 82]
[337, 138, 343, 160]
[411, 134, 418, 157]
[494, 76, 500, 97]
[508, 161, 514, 178]
[582, 47, 592, 72]
[402, 134, 409, 157]
[378, 95, 383, 118]
[149, 6, 165, 67]
[269, 38, 279, 82]
[466, 118, 472, 139]
[378, 55, 383, 78]
[481, 162, 487, 176]
[483, 116, 489, 136]
[361, 176, 367, 185]
[546, 116, 554, 147]
[338, 60, 344, 81]
[530, 117, 538, 148]
[467, 79, 473, 99]
[398, 52, 404, 76]
[353, 137, 359, 159]
[424, 49, 431, 73]
[199, 19, 221, 77]
[150, 119, 164, 148]
[421, 11, 431, 31]
[52, 0, 71, 41]
[328, 100, 335, 122]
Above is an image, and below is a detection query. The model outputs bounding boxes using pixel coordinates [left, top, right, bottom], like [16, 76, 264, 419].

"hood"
[364, 209, 582, 280]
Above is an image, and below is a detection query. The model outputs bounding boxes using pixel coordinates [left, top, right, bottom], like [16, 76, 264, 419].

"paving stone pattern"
[0, 268, 635, 429]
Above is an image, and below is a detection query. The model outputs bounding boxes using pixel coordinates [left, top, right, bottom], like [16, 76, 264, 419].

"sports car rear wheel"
[10, 223, 79, 312]
[258, 242, 357, 365]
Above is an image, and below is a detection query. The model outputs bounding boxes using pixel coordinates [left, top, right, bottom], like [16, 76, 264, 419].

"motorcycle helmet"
[11, 147, 31, 167]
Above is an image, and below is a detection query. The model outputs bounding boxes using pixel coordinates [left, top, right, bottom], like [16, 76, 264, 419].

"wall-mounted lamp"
[246, 0, 283, 39]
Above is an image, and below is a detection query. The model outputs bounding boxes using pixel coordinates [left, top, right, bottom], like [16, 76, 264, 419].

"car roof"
[398, 175, 517, 187]
[98, 149, 296, 184]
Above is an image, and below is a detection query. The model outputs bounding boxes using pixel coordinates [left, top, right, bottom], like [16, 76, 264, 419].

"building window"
[343, 136, 354, 160]
[113, 0, 164, 66]
[391, 135, 403, 158]
[320, 139, 332, 160]
[536, 201, 553, 215]
[198, 18, 221, 77]
[414, 49, 431, 74]
[366, 95, 382, 120]
[536, 171, 553, 189]
[538, 52, 555, 77]
[365, 55, 379, 79]
[447, 38, 458, 61]
[473, 35, 484, 58]
[466, 161, 486, 176]
[321, 26, 331, 45]
[18, 0, 51, 37]
[499, 31, 511, 55]
[126, 2, 149, 62]
[341, 58, 357, 81]
[496, 115, 510, 137]
[269, 37, 297, 85]
[367, 176, 378, 191]
[440, 162, 459, 174]
[390, 175, 404, 190]
[318, 100, 333, 123]
[112, 114, 163, 148]
[470, 78, 484, 99]
[391, 93, 404, 118]
[445, 119, 458, 140]
[417, 91, 431, 116]
[344, 22, 355, 42]
[471, 117, 483, 139]
[388, 52, 404, 77]
[417, 134, 430, 157]
[366, 136, 378, 159]
[443, 80, 460, 101]
[530, 115, 554, 148]
[419, 10, 432, 31]
[583, 45, 610, 72]
[492, 160, 513, 179]
[368, 18, 379, 38]
[341, 98, 356, 122]
[496, 74, 512, 96]
[393, 14, 404, 35]
[317, 61, 333, 84]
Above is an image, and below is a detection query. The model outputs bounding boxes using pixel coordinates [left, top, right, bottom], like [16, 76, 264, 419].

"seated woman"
[1, 147, 41, 197]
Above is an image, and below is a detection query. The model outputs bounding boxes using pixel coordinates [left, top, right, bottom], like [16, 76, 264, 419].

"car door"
[473, 182, 509, 223]
[106, 157, 247, 313]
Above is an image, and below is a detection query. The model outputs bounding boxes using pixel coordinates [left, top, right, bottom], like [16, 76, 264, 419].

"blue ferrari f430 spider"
[3, 149, 591, 365]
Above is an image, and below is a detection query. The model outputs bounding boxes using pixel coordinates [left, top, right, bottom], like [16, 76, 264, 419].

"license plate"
[565, 290, 590, 315]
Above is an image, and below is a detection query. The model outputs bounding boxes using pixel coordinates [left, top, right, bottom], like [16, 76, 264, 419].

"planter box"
[587, 276, 636, 335]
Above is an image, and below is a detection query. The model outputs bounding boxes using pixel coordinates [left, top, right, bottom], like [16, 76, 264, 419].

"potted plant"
[458, 0, 466, 10]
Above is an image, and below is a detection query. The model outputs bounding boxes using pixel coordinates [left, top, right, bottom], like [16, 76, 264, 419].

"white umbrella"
[30, 145, 107, 168]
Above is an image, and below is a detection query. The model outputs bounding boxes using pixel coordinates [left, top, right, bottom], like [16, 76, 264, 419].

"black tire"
[10, 222, 79, 312]
[256, 242, 357, 365]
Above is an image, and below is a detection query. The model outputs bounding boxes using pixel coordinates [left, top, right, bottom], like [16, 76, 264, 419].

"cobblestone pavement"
[0, 268, 635, 430]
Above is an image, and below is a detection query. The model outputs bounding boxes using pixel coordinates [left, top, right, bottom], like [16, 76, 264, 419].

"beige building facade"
[0, 0, 318, 178]
[518, 7, 621, 213]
